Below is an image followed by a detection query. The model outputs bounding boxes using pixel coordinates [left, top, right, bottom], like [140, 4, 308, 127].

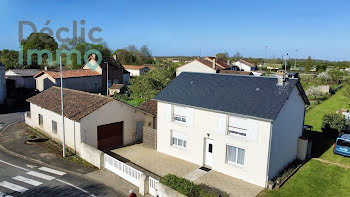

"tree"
[128, 64, 176, 100]
[216, 52, 229, 61]
[73, 42, 111, 68]
[21, 33, 58, 68]
[328, 70, 345, 83]
[305, 56, 312, 72]
[0, 49, 20, 69]
[232, 52, 242, 60]
[114, 45, 153, 65]
[114, 49, 134, 65]
[322, 113, 347, 137]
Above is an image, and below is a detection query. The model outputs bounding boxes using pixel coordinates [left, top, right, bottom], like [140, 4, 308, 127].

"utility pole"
[60, 56, 66, 157]
[294, 49, 298, 69]
[104, 62, 109, 95]
[264, 46, 268, 67]
[284, 53, 289, 72]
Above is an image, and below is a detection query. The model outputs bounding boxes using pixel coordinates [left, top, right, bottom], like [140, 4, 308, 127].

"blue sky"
[1, 0, 350, 61]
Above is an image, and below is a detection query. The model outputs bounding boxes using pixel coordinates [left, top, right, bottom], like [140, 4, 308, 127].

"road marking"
[0, 159, 29, 172]
[0, 181, 28, 193]
[26, 171, 55, 181]
[56, 179, 96, 197]
[12, 176, 42, 186]
[26, 164, 37, 169]
[0, 191, 13, 197]
[39, 167, 66, 176]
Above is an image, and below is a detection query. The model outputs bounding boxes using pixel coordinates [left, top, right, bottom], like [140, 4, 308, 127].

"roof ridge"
[51, 86, 113, 100]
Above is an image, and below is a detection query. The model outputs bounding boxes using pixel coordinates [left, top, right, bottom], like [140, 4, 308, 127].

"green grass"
[320, 145, 350, 167]
[305, 86, 350, 132]
[262, 159, 350, 197]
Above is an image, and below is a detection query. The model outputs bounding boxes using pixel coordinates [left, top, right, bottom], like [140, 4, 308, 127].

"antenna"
[294, 49, 298, 69]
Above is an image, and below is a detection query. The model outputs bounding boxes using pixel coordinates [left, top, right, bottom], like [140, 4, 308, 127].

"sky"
[0, 0, 350, 61]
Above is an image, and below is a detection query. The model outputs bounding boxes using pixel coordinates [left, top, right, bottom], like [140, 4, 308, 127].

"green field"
[320, 145, 350, 167]
[304, 86, 350, 132]
[262, 159, 350, 197]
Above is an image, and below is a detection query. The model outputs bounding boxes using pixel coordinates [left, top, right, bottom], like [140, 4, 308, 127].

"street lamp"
[104, 61, 109, 95]
[59, 56, 66, 157]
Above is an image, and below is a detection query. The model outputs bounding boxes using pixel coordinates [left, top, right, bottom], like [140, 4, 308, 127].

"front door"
[204, 138, 214, 167]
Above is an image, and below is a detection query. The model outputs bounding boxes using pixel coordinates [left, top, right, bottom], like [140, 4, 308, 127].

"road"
[0, 109, 24, 132]
[0, 148, 122, 197]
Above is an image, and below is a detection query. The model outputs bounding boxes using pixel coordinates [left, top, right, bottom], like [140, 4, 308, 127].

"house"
[0, 62, 6, 105]
[5, 69, 41, 89]
[109, 84, 125, 95]
[123, 65, 149, 77]
[153, 72, 309, 188]
[218, 70, 253, 75]
[235, 59, 257, 71]
[34, 69, 102, 93]
[25, 87, 155, 153]
[83, 55, 127, 94]
[176, 56, 234, 76]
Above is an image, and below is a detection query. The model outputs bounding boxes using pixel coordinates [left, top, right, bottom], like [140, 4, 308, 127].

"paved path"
[0, 149, 122, 197]
[313, 158, 350, 169]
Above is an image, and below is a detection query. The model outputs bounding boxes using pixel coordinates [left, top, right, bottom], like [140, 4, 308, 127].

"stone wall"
[143, 126, 157, 149]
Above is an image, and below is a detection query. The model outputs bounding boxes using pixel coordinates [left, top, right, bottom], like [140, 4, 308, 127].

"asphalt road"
[0, 149, 123, 197]
[0, 110, 24, 132]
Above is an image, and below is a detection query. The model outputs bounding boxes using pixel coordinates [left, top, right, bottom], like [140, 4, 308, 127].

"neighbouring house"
[235, 59, 257, 71]
[123, 65, 149, 76]
[176, 56, 235, 76]
[153, 72, 309, 188]
[218, 70, 253, 75]
[83, 55, 127, 94]
[0, 62, 6, 105]
[109, 84, 125, 95]
[25, 87, 155, 153]
[34, 69, 102, 93]
[5, 69, 41, 89]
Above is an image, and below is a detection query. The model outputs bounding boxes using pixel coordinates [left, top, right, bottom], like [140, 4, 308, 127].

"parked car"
[334, 134, 350, 156]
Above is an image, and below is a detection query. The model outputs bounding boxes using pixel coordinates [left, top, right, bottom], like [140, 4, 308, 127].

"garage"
[97, 121, 123, 150]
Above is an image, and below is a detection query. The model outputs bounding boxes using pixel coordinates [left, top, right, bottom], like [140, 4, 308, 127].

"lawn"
[304, 86, 350, 132]
[320, 145, 350, 167]
[262, 159, 350, 197]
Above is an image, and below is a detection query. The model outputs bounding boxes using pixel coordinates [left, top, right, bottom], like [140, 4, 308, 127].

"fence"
[104, 153, 143, 187]
[149, 176, 159, 196]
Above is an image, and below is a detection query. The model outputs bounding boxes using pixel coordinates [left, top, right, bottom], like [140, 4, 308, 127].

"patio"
[112, 144, 263, 197]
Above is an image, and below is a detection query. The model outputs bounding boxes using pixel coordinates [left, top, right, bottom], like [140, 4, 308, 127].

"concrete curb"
[0, 122, 127, 195]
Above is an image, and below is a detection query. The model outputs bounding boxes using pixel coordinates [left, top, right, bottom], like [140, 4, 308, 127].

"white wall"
[235, 61, 256, 72]
[268, 86, 305, 179]
[157, 102, 272, 187]
[0, 66, 6, 104]
[176, 60, 216, 76]
[79, 101, 154, 148]
[25, 103, 82, 154]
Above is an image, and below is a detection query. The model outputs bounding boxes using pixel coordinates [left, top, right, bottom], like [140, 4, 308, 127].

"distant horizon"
[1, 0, 350, 62]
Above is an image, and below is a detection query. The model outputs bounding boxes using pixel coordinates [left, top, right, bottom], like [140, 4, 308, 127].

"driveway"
[112, 144, 263, 197]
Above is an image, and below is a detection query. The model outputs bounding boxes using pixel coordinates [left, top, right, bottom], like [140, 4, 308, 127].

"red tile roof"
[34, 69, 101, 79]
[123, 65, 148, 70]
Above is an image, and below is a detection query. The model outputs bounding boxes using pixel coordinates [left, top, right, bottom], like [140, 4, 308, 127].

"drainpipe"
[265, 122, 273, 188]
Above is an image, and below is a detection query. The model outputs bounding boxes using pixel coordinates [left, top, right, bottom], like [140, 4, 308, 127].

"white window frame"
[171, 130, 187, 149]
[226, 144, 245, 166]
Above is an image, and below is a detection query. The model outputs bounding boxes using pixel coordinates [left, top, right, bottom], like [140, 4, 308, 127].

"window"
[209, 144, 213, 153]
[173, 106, 187, 123]
[38, 114, 43, 126]
[52, 121, 57, 133]
[171, 131, 187, 149]
[227, 145, 245, 165]
[337, 139, 350, 147]
[228, 116, 248, 137]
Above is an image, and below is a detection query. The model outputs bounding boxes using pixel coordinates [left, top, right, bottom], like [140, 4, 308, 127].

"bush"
[321, 113, 347, 137]
[160, 174, 201, 197]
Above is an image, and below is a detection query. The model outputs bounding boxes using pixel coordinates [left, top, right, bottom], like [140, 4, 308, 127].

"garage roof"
[27, 87, 113, 121]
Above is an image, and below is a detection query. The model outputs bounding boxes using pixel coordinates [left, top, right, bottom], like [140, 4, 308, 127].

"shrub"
[305, 86, 325, 100]
[321, 113, 347, 137]
[160, 174, 201, 197]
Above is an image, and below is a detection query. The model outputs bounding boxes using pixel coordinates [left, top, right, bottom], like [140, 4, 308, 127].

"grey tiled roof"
[7, 69, 41, 77]
[154, 72, 309, 121]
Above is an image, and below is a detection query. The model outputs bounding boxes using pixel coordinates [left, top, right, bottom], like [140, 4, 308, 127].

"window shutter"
[246, 119, 258, 142]
[165, 104, 172, 121]
[186, 108, 194, 127]
[217, 114, 227, 134]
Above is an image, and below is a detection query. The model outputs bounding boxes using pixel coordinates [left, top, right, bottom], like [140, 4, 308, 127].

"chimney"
[227, 60, 230, 65]
[113, 54, 117, 61]
[277, 74, 286, 86]
[212, 57, 216, 69]
[92, 54, 96, 60]
[44, 66, 48, 71]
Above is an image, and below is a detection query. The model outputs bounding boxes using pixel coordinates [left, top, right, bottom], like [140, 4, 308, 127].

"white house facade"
[235, 59, 257, 71]
[123, 65, 149, 77]
[25, 87, 154, 153]
[154, 72, 309, 188]
[0, 62, 6, 104]
[176, 57, 231, 76]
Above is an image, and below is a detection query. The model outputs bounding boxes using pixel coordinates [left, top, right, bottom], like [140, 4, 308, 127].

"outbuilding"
[25, 87, 154, 153]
